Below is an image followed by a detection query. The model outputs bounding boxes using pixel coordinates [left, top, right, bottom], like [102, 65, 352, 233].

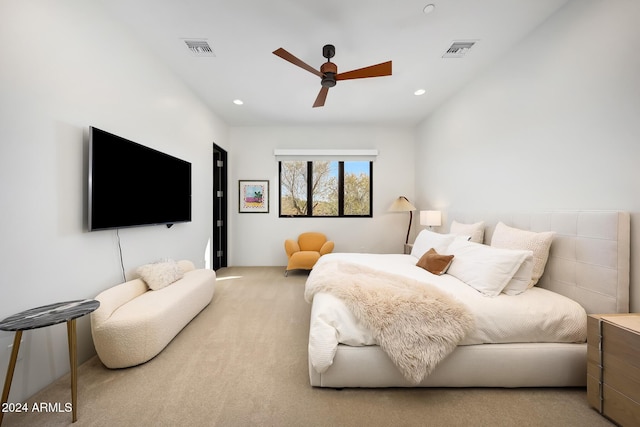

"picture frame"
[239, 180, 269, 213]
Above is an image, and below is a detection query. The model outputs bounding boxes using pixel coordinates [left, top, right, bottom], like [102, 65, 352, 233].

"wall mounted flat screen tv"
[89, 127, 192, 231]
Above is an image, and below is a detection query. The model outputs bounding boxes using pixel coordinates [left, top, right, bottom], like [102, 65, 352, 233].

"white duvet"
[307, 253, 587, 374]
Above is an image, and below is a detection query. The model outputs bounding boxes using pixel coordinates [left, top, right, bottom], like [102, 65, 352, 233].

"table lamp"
[420, 210, 442, 229]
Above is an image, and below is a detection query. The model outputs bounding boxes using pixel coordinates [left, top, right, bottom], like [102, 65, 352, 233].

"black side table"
[0, 299, 99, 425]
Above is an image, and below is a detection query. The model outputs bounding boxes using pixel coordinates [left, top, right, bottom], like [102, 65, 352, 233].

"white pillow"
[490, 222, 555, 288]
[450, 220, 485, 243]
[447, 238, 531, 297]
[410, 229, 457, 258]
[501, 252, 535, 295]
[137, 259, 184, 291]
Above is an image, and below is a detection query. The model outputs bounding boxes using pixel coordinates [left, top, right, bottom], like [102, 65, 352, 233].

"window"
[279, 160, 372, 217]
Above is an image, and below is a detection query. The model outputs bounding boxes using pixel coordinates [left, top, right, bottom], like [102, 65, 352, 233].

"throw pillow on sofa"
[137, 259, 184, 290]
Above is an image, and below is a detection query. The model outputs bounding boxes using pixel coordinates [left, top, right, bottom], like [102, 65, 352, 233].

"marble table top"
[0, 299, 100, 331]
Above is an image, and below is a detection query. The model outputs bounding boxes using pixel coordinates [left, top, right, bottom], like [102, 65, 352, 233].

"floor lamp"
[388, 196, 416, 244]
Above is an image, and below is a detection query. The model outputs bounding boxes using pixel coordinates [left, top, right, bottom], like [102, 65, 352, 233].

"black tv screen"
[89, 127, 192, 231]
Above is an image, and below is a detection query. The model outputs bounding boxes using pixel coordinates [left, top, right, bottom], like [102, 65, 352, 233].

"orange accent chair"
[284, 232, 334, 276]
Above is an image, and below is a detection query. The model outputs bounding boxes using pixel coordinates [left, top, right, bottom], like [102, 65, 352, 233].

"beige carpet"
[3, 267, 613, 427]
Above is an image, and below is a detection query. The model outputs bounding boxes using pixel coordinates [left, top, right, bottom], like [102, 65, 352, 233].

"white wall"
[415, 0, 640, 311]
[228, 126, 416, 265]
[0, 0, 228, 402]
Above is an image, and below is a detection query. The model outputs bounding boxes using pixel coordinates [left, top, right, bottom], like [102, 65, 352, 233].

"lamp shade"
[389, 196, 416, 245]
[420, 210, 442, 227]
[388, 196, 416, 212]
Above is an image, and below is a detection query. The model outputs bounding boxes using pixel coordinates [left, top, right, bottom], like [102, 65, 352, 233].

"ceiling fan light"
[322, 73, 337, 88]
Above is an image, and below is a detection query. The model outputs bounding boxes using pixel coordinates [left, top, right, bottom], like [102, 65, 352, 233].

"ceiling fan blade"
[273, 48, 324, 78]
[336, 61, 392, 81]
[313, 86, 329, 108]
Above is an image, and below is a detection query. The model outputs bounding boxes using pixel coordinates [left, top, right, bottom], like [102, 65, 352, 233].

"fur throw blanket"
[305, 260, 475, 384]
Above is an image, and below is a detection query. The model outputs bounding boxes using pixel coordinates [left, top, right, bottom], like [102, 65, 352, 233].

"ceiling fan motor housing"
[320, 61, 338, 87]
[322, 73, 336, 87]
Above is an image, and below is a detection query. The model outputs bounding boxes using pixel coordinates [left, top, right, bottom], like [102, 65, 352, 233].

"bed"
[305, 211, 630, 388]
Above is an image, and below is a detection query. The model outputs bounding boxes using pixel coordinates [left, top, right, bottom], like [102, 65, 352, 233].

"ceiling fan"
[273, 44, 392, 108]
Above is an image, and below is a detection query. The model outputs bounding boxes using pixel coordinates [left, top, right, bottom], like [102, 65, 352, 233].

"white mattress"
[307, 253, 587, 374]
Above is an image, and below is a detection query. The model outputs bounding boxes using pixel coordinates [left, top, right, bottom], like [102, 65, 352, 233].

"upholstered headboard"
[443, 211, 630, 314]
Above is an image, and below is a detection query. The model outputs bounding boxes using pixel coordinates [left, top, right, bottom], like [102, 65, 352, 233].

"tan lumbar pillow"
[416, 248, 454, 275]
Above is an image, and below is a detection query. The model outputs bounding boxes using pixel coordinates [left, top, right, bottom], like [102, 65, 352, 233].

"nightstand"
[587, 314, 640, 426]
[404, 243, 413, 255]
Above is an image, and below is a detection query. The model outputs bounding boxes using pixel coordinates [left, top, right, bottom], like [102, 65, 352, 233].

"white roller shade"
[273, 149, 378, 161]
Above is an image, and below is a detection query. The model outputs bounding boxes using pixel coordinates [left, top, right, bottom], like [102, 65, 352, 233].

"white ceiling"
[99, 0, 570, 126]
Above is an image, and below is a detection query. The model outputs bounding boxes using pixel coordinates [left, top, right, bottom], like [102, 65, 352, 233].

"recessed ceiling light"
[414, 89, 426, 96]
[233, 99, 244, 105]
[423, 4, 436, 14]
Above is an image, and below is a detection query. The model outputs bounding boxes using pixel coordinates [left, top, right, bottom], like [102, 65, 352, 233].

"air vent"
[183, 39, 215, 57]
[442, 41, 476, 58]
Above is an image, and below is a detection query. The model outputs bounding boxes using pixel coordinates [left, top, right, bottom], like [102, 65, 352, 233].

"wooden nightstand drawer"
[603, 320, 640, 364]
[602, 322, 640, 403]
[586, 374, 601, 410]
[586, 316, 601, 368]
[602, 384, 640, 427]
[588, 314, 640, 426]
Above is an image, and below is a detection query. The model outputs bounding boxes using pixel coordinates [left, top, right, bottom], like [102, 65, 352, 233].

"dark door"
[212, 144, 228, 270]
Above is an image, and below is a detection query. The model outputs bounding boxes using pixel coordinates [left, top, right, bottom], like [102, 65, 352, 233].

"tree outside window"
[279, 160, 372, 217]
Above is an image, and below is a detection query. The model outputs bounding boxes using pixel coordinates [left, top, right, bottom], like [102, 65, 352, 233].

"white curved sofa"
[90, 260, 216, 369]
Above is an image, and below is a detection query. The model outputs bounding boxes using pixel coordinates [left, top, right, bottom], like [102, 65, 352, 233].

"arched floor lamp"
[388, 196, 416, 244]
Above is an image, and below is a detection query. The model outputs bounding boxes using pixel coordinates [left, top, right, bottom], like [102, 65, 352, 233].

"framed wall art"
[239, 180, 269, 213]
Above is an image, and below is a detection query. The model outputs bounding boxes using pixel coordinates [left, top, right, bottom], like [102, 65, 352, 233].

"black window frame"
[278, 160, 373, 218]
